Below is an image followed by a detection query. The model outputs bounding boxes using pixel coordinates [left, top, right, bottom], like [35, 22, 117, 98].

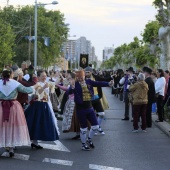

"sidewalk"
[152, 114, 170, 137]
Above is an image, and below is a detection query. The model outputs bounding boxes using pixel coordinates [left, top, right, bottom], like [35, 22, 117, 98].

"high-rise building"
[103, 47, 114, 62]
[62, 36, 97, 69]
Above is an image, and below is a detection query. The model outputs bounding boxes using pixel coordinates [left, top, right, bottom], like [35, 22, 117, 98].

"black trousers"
[123, 91, 129, 118]
[59, 92, 68, 115]
[156, 95, 164, 121]
[146, 103, 152, 127]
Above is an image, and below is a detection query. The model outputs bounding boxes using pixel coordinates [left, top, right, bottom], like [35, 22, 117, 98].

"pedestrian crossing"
[38, 140, 70, 152]
[1, 152, 30, 161]
[89, 164, 123, 170]
[43, 158, 73, 166]
[0, 141, 123, 170]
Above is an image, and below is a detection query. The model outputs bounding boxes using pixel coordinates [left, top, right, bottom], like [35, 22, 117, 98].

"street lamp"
[34, 0, 58, 70]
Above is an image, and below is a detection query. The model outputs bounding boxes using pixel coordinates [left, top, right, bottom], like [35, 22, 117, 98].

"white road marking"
[89, 164, 123, 170]
[1, 152, 30, 160]
[54, 140, 70, 152]
[37, 141, 70, 152]
[43, 158, 73, 166]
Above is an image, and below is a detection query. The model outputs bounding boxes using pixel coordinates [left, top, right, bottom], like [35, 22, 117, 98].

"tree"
[0, 5, 69, 67]
[0, 17, 15, 68]
[152, 0, 170, 69]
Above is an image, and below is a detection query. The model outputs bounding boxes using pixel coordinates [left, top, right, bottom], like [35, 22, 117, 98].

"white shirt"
[155, 77, 166, 96]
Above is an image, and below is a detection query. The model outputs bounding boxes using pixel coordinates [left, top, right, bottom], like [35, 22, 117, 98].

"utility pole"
[28, 15, 32, 62]
[54, 22, 56, 71]
[70, 40, 72, 70]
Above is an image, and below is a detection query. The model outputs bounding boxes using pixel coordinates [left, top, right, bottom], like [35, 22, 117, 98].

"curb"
[152, 114, 170, 137]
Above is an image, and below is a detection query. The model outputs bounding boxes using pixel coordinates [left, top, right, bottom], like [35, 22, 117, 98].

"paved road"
[1, 87, 170, 170]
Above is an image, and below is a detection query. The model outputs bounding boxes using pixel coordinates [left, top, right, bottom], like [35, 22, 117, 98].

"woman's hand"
[43, 82, 49, 89]
[109, 80, 114, 87]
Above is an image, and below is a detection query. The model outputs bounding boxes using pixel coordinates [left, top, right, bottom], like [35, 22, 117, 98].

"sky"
[0, 0, 157, 61]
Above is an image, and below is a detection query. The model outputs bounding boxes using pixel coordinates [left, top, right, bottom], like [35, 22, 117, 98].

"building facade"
[103, 47, 114, 62]
[62, 36, 98, 69]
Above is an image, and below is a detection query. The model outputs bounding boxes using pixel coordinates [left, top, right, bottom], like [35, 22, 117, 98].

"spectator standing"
[155, 69, 166, 122]
[143, 67, 156, 128]
[129, 73, 148, 132]
[119, 67, 136, 120]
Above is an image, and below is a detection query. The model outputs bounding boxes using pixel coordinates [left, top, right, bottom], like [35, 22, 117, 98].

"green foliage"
[152, 0, 163, 8]
[0, 17, 15, 68]
[135, 45, 149, 67]
[101, 37, 158, 70]
[0, 5, 69, 67]
[142, 20, 160, 43]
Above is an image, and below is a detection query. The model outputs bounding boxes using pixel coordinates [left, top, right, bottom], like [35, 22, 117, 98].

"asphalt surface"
[1, 87, 170, 170]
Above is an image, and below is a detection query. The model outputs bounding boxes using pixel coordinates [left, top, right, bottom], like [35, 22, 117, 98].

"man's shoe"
[155, 120, 163, 122]
[9, 151, 14, 157]
[98, 130, 105, 135]
[122, 117, 129, 120]
[142, 130, 147, 133]
[72, 135, 80, 140]
[132, 129, 139, 133]
[82, 144, 90, 151]
[87, 140, 95, 148]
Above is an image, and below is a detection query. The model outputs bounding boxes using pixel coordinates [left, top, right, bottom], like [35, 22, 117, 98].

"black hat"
[143, 66, 152, 74]
[142, 66, 147, 72]
[128, 67, 134, 72]
[28, 65, 34, 70]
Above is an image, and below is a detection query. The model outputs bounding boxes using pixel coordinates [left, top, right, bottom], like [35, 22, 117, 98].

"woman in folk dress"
[25, 70, 59, 149]
[56, 73, 76, 132]
[0, 69, 33, 157]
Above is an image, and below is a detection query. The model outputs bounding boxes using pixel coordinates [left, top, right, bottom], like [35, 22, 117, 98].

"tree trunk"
[158, 26, 170, 69]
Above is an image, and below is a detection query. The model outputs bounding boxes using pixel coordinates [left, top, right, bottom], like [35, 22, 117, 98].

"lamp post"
[34, 0, 58, 70]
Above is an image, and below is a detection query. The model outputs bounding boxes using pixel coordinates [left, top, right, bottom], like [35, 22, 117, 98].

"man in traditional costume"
[84, 66, 110, 135]
[67, 70, 113, 151]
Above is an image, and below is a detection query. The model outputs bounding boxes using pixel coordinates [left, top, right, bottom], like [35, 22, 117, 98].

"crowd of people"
[0, 63, 169, 157]
[0, 64, 113, 157]
[111, 66, 169, 133]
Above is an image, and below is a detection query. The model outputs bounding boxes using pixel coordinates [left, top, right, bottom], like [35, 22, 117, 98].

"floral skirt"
[0, 101, 30, 147]
[62, 99, 75, 132]
[50, 92, 59, 112]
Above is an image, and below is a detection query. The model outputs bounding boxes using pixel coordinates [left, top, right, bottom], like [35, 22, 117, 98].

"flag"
[79, 54, 88, 69]
[42, 37, 50, 46]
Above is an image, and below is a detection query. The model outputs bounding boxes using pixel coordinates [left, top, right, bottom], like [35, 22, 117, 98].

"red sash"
[0, 100, 16, 122]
